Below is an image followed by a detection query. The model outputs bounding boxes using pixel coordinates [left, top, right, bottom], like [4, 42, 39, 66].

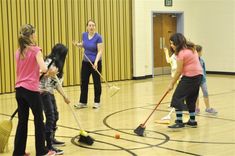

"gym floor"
[0, 74, 234, 156]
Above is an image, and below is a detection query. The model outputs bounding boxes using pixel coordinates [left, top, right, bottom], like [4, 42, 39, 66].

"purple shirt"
[15, 46, 41, 92]
[82, 32, 102, 62]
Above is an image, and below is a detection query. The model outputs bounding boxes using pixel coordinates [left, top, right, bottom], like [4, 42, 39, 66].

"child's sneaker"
[195, 108, 200, 115]
[93, 103, 100, 109]
[52, 138, 65, 147]
[205, 108, 217, 115]
[168, 120, 185, 129]
[42, 150, 56, 156]
[50, 146, 64, 155]
[184, 120, 197, 128]
[74, 103, 88, 109]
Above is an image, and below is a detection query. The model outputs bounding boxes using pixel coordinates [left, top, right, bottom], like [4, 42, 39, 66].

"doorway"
[152, 12, 184, 76]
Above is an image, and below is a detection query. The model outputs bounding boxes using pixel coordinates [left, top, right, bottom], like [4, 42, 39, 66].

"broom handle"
[10, 109, 18, 120]
[167, 107, 175, 116]
[83, 53, 112, 88]
[39, 57, 55, 80]
[53, 75, 82, 130]
[68, 104, 82, 130]
[142, 90, 169, 126]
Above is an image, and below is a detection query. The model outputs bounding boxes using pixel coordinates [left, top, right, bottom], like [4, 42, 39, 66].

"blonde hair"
[18, 24, 35, 57]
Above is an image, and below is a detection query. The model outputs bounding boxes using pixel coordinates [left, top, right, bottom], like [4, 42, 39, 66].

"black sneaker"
[184, 120, 197, 128]
[168, 120, 185, 129]
[50, 146, 64, 155]
[52, 138, 65, 147]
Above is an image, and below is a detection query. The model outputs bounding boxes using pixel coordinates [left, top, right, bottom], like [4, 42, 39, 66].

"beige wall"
[132, 0, 235, 77]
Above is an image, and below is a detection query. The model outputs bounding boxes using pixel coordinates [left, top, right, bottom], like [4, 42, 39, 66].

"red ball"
[115, 133, 120, 139]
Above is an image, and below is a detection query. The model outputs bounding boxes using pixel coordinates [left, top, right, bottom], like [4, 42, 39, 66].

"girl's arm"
[36, 51, 58, 77]
[36, 51, 47, 73]
[55, 77, 70, 104]
[73, 40, 83, 48]
[163, 47, 171, 64]
[94, 42, 103, 69]
[167, 59, 183, 91]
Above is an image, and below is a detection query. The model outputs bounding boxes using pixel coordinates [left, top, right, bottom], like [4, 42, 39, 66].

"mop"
[0, 109, 18, 153]
[155, 108, 174, 124]
[83, 53, 120, 97]
[54, 76, 94, 145]
[134, 90, 169, 136]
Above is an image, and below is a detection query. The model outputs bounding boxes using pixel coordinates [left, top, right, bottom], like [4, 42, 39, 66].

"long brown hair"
[18, 24, 35, 58]
[169, 33, 195, 55]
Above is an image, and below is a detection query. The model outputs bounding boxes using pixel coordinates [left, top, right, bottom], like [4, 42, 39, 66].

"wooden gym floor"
[0, 74, 235, 156]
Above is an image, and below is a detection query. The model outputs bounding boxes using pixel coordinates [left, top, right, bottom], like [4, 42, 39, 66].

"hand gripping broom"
[83, 53, 120, 97]
[0, 109, 18, 153]
[134, 90, 169, 136]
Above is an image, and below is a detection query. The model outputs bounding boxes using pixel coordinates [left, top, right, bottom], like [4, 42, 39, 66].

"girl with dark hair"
[40, 43, 70, 155]
[167, 33, 203, 129]
[14, 24, 57, 156]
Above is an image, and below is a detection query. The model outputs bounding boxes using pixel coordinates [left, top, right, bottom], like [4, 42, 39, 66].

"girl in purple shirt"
[73, 20, 103, 109]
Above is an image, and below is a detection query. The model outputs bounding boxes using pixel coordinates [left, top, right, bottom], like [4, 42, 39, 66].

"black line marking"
[71, 135, 137, 156]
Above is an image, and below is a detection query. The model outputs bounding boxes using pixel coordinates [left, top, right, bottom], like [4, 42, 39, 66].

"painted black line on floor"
[71, 135, 137, 156]
[102, 109, 203, 156]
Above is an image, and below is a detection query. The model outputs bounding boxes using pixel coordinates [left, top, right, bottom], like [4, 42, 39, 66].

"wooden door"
[153, 14, 177, 75]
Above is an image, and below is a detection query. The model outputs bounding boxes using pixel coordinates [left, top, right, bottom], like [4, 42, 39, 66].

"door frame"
[151, 11, 184, 77]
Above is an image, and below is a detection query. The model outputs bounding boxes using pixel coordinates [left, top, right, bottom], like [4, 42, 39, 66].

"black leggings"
[41, 92, 58, 133]
[171, 75, 202, 111]
[13, 87, 47, 156]
[79, 60, 102, 103]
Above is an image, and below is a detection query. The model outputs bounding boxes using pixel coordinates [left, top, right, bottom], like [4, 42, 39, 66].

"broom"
[134, 90, 169, 136]
[68, 104, 94, 145]
[54, 76, 94, 145]
[0, 109, 18, 153]
[155, 108, 174, 124]
[83, 53, 120, 97]
[73, 41, 120, 97]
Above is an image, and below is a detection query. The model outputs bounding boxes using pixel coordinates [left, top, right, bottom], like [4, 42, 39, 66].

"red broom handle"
[142, 90, 169, 126]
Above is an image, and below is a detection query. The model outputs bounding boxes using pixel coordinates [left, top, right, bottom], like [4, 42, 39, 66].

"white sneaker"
[93, 103, 100, 109]
[74, 103, 88, 109]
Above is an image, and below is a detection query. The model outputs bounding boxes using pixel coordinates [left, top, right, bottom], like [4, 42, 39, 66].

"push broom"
[54, 76, 94, 145]
[68, 104, 94, 145]
[0, 109, 18, 153]
[73, 41, 120, 97]
[134, 90, 169, 136]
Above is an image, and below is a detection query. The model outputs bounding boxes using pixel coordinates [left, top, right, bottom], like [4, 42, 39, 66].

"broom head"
[0, 120, 13, 153]
[109, 85, 120, 97]
[134, 124, 146, 136]
[155, 119, 170, 124]
[155, 114, 171, 124]
[78, 130, 94, 145]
